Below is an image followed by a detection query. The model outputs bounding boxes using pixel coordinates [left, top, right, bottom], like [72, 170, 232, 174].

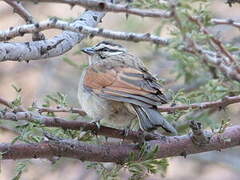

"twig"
[0, 125, 240, 162]
[211, 18, 240, 30]
[2, 95, 240, 115]
[0, 97, 11, 108]
[36, 106, 86, 116]
[0, 96, 25, 112]
[0, 18, 169, 45]
[158, 95, 240, 112]
[0, 125, 20, 135]
[4, 0, 45, 41]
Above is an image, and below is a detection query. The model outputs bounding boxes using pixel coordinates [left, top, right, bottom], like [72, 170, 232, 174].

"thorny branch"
[0, 10, 105, 62]
[1, 93, 240, 162]
[188, 42, 240, 82]
[0, 125, 240, 162]
[2, 94, 240, 116]
[21, 0, 173, 18]
[158, 95, 240, 112]
[35, 95, 240, 113]
[169, 4, 240, 82]
[0, 18, 169, 45]
[1, 95, 240, 142]
[189, 16, 239, 68]
[2, 94, 239, 115]
[35, 106, 86, 116]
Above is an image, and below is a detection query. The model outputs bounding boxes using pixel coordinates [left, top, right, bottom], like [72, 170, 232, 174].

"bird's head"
[81, 41, 127, 60]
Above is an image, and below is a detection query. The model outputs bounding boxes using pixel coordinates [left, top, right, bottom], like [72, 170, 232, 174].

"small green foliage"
[85, 144, 168, 180]
[130, 0, 169, 9]
[125, 143, 168, 179]
[13, 122, 44, 144]
[43, 92, 68, 109]
[62, 57, 88, 70]
[225, 44, 240, 52]
[12, 160, 30, 180]
[86, 162, 121, 180]
[188, 79, 236, 102]
[63, 57, 80, 68]
[10, 84, 22, 108]
[11, 84, 22, 93]
[217, 119, 231, 133]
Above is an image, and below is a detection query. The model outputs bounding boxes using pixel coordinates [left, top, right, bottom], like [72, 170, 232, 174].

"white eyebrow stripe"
[104, 51, 124, 56]
[94, 43, 126, 52]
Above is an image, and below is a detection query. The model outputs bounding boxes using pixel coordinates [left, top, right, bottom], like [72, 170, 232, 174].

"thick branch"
[0, 18, 169, 45]
[0, 10, 105, 62]
[0, 125, 240, 162]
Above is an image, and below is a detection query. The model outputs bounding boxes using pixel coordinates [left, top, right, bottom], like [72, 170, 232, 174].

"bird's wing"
[83, 64, 168, 107]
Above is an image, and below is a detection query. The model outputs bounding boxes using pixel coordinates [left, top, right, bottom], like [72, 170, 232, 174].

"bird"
[78, 41, 177, 135]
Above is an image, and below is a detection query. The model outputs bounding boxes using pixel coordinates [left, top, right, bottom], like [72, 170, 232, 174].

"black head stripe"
[97, 41, 123, 48]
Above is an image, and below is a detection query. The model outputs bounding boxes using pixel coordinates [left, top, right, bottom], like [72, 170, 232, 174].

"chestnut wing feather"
[83, 64, 167, 107]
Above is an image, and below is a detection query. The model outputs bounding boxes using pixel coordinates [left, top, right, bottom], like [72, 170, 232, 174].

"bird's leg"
[123, 116, 136, 137]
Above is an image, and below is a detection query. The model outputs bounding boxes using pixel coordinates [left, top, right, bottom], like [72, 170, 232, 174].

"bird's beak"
[81, 47, 95, 55]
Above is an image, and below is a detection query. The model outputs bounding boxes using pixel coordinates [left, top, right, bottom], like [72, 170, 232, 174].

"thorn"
[180, 151, 187, 158]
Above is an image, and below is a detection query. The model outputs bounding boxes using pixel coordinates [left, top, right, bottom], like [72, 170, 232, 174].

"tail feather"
[133, 105, 177, 135]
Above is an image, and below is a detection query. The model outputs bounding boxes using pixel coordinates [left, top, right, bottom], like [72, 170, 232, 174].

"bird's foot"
[90, 118, 101, 130]
[122, 126, 131, 137]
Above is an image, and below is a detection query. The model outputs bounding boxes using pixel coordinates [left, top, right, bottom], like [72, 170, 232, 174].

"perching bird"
[78, 41, 177, 134]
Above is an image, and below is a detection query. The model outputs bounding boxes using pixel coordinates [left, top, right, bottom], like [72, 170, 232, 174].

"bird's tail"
[133, 105, 177, 135]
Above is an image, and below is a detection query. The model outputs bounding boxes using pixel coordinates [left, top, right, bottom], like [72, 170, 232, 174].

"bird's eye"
[101, 48, 108, 51]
